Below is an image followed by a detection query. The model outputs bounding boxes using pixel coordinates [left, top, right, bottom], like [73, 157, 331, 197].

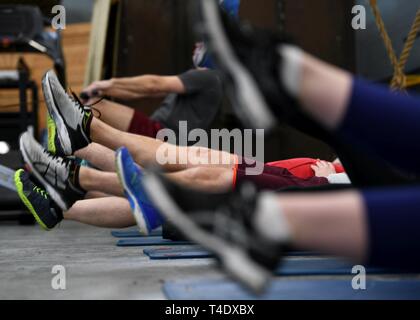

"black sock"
[69, 163, 86, 194]
[51, 201, 64, 221]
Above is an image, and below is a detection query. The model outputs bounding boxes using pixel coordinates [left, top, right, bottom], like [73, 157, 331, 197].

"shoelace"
[70, 90, 104, 119]
[43, 149, 72, 169]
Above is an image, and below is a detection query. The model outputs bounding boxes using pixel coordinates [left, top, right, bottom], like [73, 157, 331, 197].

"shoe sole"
[14, 169, 50, 231]
[19, 134, 68, 211]
[197, 0, 276, 130]
[42, 72, 73, 155]
[143, 171, 270, 293]
[115, 150, 150, 236]
[47, 113, 57, 154]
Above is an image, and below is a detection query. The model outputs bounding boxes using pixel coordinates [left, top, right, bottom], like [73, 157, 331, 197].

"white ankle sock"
[253, 192, 292, 243]
[278, 45, 304, 98]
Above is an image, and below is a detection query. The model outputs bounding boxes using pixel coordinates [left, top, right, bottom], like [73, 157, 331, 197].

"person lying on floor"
[132, 2, 420, 292]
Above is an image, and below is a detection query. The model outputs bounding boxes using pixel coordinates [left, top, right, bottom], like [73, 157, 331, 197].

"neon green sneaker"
[47, 112, 58, 154]
[14, 169, 63, 231]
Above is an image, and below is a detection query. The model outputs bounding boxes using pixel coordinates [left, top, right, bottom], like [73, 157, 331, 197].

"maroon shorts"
[232, 156, 329, 191]
[128, 110, 165, 138]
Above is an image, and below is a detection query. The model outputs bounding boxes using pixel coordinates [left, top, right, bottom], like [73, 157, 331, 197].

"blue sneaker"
[116, 147, 164, 235]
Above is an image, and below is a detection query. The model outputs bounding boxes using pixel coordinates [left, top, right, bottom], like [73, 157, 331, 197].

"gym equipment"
[163, 278, 420, 300]
[0, 59, 38, 150]
[0, 4, 66, 84]
[116, 237, 192, 247]
[0, 135, 30, 224]
[369, 0, 420, 90]
[111, 228, 162, 238]
[0, 164, 16, 191]
[143, 246, 319, 260]
[0, 3, 66, 224]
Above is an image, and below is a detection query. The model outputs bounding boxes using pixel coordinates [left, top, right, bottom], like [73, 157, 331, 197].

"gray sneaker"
[19, 131, 85, 211]
[42, 70, 93, 156]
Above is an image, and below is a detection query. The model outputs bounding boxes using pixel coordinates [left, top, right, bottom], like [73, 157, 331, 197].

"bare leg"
[85, 191, 111, 199]
[80, 164, 234, 197]
[279, 191, 368, 262]
[166, 167, 234, 193]
[74, 143, 116, 172]
[89, 117, 236, 172]
[299, 53, 352, 129]
[79, 167, 123, 197]
[91, 99, 134, 132]
[64, 197, 135, 228]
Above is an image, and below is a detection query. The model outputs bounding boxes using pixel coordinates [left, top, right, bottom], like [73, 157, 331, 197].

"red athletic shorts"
[267, 158, 345, 179]
[232, 157, 332, 191]
[128, 110, 164, 138]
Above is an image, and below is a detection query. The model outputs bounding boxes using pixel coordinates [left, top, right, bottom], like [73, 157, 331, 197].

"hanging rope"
[391, 7, 420, 89]
[369, 0, 420, 91]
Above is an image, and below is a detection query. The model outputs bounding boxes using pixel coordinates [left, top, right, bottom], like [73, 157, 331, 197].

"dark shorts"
[128, 110, 165, 138]
[234, 157, 329, 191]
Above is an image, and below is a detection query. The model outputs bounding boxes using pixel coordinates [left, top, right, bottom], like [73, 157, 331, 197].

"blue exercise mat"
[163, 278, 420, 300]
[275, 258, 393, 276]
[144, 246, 213, 259]
[144, 248, 393, 276]
[117, 236, 192, 247]
[111, 228, 162, 238]
[144, 246, 318, 260]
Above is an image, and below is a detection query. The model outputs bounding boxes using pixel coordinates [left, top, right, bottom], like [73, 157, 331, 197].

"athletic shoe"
[195, 0, 298, 130]
[19, 131, 85, 211]
[42, 70, 93, 156]
[14, 169, 63, 231]
[142, 170, 287, 293]
[47, 113, 66, 156]
[116, 147, 164, 235]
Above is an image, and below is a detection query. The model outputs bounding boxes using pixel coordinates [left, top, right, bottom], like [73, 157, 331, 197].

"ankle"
[89, 117, 100, 142]
[70, 163, 86, 194]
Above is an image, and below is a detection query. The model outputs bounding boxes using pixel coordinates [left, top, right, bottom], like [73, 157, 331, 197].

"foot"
[142, 170, 289, 293]
[42, 70, 93, 156]
[196, 0, 298, 129]
[19, 131, 86, 211]
[116, 147, 164, 235]
[14, 169, 63, 230]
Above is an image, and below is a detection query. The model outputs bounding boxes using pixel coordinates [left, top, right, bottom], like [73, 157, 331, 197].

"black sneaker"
[195, 0, 302, 130]
[142, 170, 288, 293]
[14, 169, 63, 230]
[42, 70, 93, 156]
[19, 131, 86, 211]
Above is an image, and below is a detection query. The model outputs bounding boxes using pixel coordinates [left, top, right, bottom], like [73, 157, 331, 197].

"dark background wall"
[112, 0, 357, 161]
[3, 1, 419, 162]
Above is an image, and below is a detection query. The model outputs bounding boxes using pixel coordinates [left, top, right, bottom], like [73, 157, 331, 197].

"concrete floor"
[1, 221, 417, 300]
[0, 221, 220, 300]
